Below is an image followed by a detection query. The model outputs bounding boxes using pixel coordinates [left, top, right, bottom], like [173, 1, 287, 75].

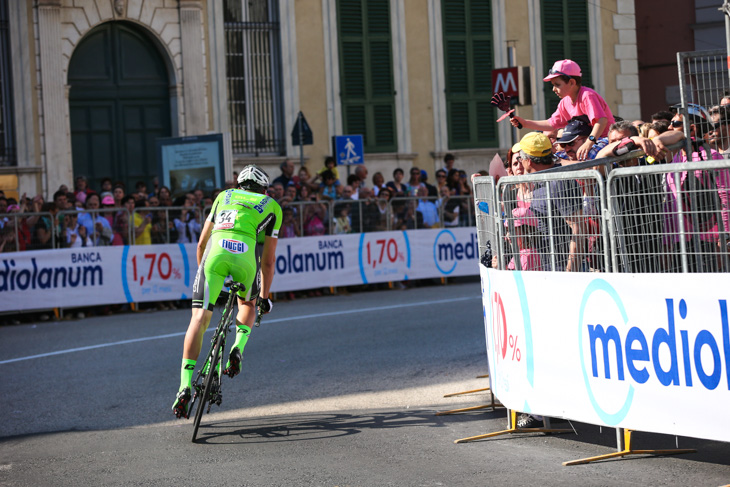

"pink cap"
[543, 60, 582, 82]
[101, 195, 114, 205]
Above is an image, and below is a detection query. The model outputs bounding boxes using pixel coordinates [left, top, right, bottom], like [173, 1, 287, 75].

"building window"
[224, 0, 284, 155]
[441, 0, 496, 149]
[337, 0, 396, 153]
[541, 0, 592, 116]
[0, 0, 15, 166]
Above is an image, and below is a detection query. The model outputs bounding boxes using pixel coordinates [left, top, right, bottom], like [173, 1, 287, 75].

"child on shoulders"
[511, 59, 615, 162]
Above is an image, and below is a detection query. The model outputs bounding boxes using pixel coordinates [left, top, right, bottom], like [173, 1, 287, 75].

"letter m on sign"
[491, 67, 519, 99]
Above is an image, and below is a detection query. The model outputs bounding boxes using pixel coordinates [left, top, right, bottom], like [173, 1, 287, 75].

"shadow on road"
[193, 408, 503, 445]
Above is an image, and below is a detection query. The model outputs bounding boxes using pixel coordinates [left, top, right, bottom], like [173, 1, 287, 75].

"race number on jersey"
[214, 209, 237, 230]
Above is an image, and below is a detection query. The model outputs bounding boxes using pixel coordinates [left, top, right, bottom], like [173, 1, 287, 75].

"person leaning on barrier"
[651, 110, 674, 124]
[517, 132, 586, 273]
[438, 185, 459, 228]
[707, 106, 730, 155]
[84, 193, 113, 246]
[554, 115, 609, 164]
[375, 187, 393, 230]
[348, 186, 379, 232]
[415, 184, 440, 228]
[595, 123, 685, 273]
[595, 120, 684, 166]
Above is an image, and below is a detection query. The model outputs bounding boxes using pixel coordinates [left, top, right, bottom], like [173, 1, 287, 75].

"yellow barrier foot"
[436, 404, 505, 416]
[443, 387, 491, 398]
[454, 410, 572, 444]
[437, 391, 503, 415]
[562, 429, 696, 466]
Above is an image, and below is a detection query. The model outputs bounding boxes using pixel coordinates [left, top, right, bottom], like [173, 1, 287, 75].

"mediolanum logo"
[433, 230, 478, 275]
[579, 278, 730, 426]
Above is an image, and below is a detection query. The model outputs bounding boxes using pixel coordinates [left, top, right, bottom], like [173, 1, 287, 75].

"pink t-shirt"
[507, 248, 542, 271]
[548, 86, 615, 137]
[664, 147, 729, 244]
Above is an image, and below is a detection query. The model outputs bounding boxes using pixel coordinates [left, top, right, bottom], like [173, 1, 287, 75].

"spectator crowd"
[0, 155, 477, 253]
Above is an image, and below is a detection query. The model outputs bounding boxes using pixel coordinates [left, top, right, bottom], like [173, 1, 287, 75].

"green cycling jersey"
[207, 189, 282, 242]
[192, 189, 282, 309]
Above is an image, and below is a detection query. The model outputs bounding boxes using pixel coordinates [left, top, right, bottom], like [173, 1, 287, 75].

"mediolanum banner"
[1, 228, 479, 312]
[480, 265, 730, 443]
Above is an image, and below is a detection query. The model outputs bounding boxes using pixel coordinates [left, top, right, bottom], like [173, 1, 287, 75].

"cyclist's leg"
[173, 247, 222, 416]
[222, 243, 258, 377]
[181, 251, 217, 387]
[235, 260, 261, 328]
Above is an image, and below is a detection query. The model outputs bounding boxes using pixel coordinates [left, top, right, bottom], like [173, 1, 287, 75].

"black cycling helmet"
[237, 164, 270, 193]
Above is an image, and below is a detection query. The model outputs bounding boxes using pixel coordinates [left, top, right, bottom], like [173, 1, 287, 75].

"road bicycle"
[189, 277, 263, 443]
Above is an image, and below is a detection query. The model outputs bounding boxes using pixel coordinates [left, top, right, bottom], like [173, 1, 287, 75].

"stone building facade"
[0, 0, 643, 199]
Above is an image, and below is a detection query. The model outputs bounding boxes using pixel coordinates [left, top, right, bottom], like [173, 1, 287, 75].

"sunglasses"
[669, 120, 683, 128]
[558, 138, 583, 148]
[548, 68, 571, 77]
[436, 174, 446, 178]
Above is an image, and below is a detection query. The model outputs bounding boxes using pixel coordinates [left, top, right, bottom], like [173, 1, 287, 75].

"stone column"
[8, 0, 40, 196]
[614, 0, 641, 121]
[37, 0, 73, 190]
[179, 0, 207, 135]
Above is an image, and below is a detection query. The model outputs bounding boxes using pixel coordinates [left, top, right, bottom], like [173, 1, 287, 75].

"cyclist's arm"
[196, 219, 214, 266]
[260, 235, 277, 299]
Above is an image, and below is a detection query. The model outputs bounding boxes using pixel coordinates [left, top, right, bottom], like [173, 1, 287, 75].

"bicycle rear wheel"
[191, 331, 224, 443]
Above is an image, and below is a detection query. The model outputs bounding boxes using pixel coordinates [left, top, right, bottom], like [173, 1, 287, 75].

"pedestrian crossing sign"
[334, 135, 364, 165]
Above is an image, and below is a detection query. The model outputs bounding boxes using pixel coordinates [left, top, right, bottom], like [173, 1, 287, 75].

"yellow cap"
[511, 143, 521, 153]
[519, 132, 552, 158]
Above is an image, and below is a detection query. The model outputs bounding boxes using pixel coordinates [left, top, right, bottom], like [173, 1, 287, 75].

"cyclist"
[173, 164, 282, 418]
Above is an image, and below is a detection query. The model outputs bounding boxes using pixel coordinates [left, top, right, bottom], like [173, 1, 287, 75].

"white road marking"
[0, 296, 480, 365]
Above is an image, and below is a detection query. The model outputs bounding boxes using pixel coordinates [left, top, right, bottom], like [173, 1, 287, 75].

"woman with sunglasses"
[510, 59, 614, 162]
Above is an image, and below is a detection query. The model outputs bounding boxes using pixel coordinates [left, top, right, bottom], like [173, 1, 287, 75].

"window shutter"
[442, 0, 497, 149]
[541, 0, 593, 118]
[337, 0, 396, 152]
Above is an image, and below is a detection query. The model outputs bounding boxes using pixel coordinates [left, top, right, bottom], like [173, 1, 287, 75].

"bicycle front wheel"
[191, 331, 224, 443]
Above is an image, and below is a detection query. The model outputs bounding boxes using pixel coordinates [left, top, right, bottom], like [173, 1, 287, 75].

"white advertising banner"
[272, 228, 479, 292]
[480, 265, 730, 443]
[0, 244, 197, 311]
[1, 228, 479, 312]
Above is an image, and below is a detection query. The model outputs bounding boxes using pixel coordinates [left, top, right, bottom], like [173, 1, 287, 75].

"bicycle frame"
[189, 279, 264, 442]
[187, 287, 238, 419]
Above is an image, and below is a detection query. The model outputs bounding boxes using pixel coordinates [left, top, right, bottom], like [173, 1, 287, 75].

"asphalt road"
[1, 281, 729, 486]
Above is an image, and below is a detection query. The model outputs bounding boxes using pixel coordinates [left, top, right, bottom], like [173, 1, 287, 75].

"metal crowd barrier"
[1, 195, 479, 251]
[279, 195, 475, 238]
[494, 170, 608, 273]
[677, 49, 730, 120]
[132, 206, 202, 245]
[0, 211, 56, 251]
[56, 208, 132, 247]
[474, 151, 730, 276]
[608, 159, 730, 274]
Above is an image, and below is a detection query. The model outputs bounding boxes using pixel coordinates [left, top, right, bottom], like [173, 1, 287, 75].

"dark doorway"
[69, 22, 172, 193]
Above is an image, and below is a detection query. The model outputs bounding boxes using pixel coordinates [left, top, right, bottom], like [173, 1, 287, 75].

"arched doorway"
[69, 22, 172, 193]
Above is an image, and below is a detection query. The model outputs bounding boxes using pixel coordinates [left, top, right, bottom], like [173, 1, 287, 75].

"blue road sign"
[334, 135, 364, 165]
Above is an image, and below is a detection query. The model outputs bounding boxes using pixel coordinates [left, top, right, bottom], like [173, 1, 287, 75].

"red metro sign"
[491, 67, 520, 99]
